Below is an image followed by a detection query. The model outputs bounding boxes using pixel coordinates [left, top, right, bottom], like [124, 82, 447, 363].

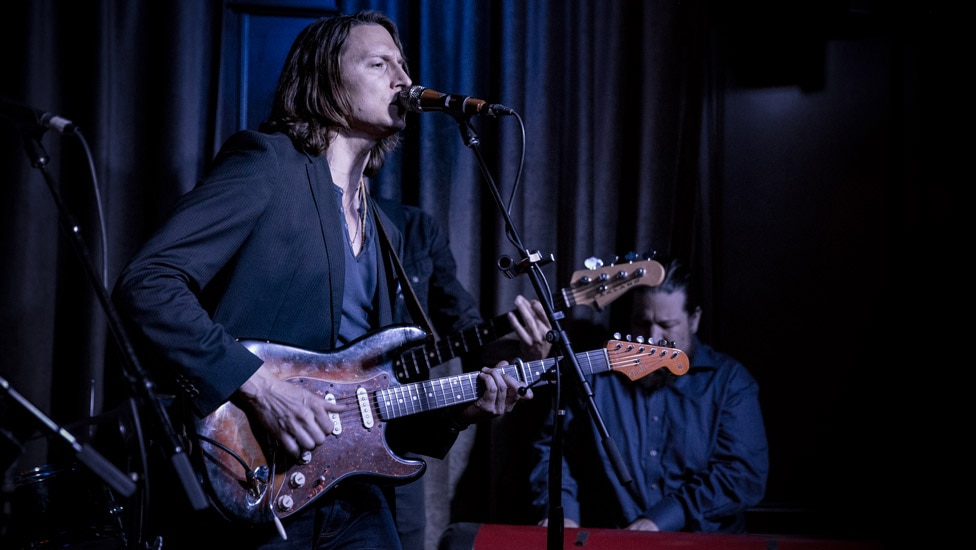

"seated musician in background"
[527, 256, 768, 533]
[112, 11, 534, 549]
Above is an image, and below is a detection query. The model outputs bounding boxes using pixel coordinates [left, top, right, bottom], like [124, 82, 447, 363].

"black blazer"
[113, 130, 404, 417]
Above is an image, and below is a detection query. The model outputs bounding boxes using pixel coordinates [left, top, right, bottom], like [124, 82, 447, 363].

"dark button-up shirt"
[529, 336, 769, 533]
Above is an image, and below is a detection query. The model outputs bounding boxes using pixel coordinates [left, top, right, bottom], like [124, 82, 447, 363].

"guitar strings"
[313, 345, 671, 424]
[316, 372, 486, 424]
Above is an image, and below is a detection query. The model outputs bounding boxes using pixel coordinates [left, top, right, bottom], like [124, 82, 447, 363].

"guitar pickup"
[356, 387, 374, 429]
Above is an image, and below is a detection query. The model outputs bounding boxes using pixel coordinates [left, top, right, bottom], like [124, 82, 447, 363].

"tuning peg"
[584, 256, 604, 270]
[624, 251, 639, 262]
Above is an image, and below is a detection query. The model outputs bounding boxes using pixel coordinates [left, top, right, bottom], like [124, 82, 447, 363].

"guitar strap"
[372, 203, 439, 341]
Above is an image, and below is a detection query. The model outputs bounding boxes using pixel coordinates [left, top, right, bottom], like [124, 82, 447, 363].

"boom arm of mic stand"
[18, 130, 209, 511]
[452, 115, 643, 549]
[0, 375, 137, 498]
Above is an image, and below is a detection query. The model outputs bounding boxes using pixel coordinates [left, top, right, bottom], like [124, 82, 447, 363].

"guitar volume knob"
[289, 472, 306, 488]
[276, 494, 295, 512]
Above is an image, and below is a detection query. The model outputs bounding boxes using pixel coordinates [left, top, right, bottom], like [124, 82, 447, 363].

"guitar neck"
[394, 294, 575, 380]
[378, 345, 603, 421]
[393, 258, 665, 382]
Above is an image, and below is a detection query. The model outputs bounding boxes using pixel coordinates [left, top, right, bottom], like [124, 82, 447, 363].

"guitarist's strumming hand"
[453, 363, 535, 426]
[237, 364, 349, 461]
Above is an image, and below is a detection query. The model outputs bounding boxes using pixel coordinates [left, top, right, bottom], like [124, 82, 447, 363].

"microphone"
[397, 85, 514, 117]
[0, 95, 77, 135]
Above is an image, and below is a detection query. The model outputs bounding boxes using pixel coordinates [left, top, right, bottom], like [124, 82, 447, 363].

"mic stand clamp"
[497, 251, 553, 279]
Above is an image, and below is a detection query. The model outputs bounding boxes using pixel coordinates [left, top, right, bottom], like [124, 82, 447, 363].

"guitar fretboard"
[392, 294, 576, 382]
[394, 315, 513, 380]
[377, 346, 618, 420]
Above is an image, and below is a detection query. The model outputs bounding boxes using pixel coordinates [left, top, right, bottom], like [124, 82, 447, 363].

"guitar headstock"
[564, 258, 666, 311]
[605, 338, 689, 381]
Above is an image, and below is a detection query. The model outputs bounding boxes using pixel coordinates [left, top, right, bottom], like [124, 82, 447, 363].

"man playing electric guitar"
[111, 12, 536, 549]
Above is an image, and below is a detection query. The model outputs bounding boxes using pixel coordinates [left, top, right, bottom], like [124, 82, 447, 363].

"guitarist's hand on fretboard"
[237, 364, 348, 460]
[453, 364, 535, 426]
[482, 295, 553, 366]
[509, 295, 553, 361]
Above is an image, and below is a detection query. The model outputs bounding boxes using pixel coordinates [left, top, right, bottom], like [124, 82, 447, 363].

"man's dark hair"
[260, 10, 408, 176]
[629, 256, 702, 390]
[643, 257, 702, 315]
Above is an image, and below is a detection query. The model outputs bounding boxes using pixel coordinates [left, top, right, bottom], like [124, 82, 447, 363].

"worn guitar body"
[194, 325, 429, 525]
[194, 324, 689, 525]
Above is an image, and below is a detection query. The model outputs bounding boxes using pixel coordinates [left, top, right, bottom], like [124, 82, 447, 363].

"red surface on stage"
[470, 523, 885, 549]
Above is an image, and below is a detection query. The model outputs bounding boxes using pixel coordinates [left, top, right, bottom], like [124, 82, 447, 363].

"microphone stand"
[449, 114, 643, 550]
[15, 127, 209, 513]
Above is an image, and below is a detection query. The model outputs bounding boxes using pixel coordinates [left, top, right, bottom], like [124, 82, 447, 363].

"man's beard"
[635, 369, 677, 392]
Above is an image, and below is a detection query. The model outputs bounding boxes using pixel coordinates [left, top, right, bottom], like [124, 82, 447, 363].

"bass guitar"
[394, 258, 665, 381]
[194, 324, 688, 525]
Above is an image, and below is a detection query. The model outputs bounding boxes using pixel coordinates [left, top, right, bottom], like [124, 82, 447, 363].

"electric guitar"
[394, 258, 666, 381]
[194, 324, 688, 525]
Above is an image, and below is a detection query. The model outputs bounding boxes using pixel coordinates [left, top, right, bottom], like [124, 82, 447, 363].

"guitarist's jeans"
[151, 481, 401, 549]
[270, 481, 401, 549]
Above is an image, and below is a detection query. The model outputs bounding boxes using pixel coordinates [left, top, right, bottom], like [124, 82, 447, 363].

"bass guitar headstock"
[564, 256, 666, 311]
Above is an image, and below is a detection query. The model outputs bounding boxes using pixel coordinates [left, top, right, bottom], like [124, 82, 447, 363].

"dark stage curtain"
[1, 0, 225, 471]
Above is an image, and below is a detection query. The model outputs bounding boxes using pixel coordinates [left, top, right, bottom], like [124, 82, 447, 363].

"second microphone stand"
[449, 113, 644, 550]
[16, 128, 210, 522]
